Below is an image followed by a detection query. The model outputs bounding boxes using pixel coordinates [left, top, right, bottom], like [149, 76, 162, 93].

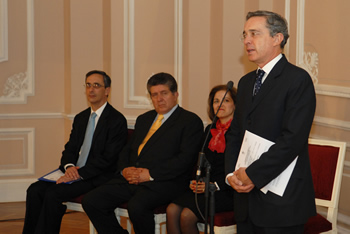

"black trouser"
[22, 180, 95, 234]
[237, 217, 305, 234]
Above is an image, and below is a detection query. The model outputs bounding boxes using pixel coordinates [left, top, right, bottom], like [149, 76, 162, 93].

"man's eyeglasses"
[84, 83, 105, 89]
[240, 30, 262, 42]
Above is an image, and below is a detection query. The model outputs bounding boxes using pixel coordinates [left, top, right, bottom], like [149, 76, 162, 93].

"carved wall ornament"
[302, 51, 319, 84]
[1, 72, 28, 99]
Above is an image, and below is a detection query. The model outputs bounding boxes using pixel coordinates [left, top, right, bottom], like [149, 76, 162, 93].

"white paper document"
[41, 169, 65, 182]
[236, 130, 298, 197]
[38, 168, 80, 184]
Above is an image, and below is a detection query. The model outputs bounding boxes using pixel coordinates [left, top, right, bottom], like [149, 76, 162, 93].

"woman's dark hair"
[207, 85, 237, 121]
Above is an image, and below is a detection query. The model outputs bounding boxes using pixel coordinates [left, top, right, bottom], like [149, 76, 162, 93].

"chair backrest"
[308, 138, 346, 225]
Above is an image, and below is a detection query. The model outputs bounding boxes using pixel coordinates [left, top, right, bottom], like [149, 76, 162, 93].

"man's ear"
[273, 33, 284, 46]
[105, 87, 111, 97]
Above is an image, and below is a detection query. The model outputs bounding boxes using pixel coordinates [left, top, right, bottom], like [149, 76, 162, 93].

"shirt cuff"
[64, 163, 75, 170]
[214, 181, 220, 191]
[225, 173, 234, 186]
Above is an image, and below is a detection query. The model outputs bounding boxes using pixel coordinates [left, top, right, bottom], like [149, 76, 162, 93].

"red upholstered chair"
[304, 138, 346, 234]
[197, 210, 236, 234]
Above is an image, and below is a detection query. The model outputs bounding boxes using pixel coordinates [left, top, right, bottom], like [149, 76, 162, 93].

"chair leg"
[89, 220, 97, 234]
[126, 218, 132, 233]
[155, 223, 160, 234]
[161, 223, 166, 234]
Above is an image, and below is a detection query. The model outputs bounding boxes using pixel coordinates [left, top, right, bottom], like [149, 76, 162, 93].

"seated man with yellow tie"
[22, 70, 128, 234]
[82, 72, 204, 234]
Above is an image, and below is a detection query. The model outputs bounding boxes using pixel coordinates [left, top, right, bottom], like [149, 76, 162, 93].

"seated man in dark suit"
[22, 70, 128, 234]
[82, 72, 204, 234]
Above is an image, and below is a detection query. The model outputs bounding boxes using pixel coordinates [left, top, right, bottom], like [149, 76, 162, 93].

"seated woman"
[166, 84, 237, 234]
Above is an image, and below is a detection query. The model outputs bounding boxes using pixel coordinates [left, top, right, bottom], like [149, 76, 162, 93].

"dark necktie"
[253, 69, 265, 96]
[77, 112, 97, 167]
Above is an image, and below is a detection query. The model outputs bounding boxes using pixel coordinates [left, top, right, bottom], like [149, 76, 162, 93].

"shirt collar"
[258, 53, 283, 83]
[157, 104, 178, 122]
[91, 102, 107, 117]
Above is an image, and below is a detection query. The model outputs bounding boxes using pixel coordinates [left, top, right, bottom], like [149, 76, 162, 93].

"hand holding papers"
[39, 168, 81, 184]
[235, 130, 298, 197]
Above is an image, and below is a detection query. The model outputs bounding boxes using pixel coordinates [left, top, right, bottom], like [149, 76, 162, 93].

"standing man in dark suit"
[82, 72, 203, 234]
[23, 70, 128, 234]
[225, 11, 316, 233]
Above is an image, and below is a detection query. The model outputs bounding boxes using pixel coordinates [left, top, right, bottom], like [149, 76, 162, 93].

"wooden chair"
[115, 203, 167, 234]
[65, 196, 167, 234]
[65, 195, 97, 234]
[304, 138, 346, 234]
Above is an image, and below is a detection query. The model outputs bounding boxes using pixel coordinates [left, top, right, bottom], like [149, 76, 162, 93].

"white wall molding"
[294, 0, 319, 84]
[123, 0, 183, 109]
[284, 0, 290, 58]
[337, 213, 350, 234]
[0, 178, 36, 202]
[0, 0, 8, 62]
[291, 0, 350, 97]
[0, 113, 139, 129]
[0, 0, 34, 104]
[0, 112, 64, 120]
[0, 128, 35, 176]
[313, 116, 350, 132]
[315, 83, 350, 99]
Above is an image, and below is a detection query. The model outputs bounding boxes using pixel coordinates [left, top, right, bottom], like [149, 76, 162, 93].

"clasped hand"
[122, 167, 150, 185]
[56, 166, 80, 184]
[227, 167, 255, 193]
[189, 180, 206, 194]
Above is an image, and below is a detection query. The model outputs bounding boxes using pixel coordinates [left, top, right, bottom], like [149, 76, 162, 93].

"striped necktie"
[138, 114, 164, 155]
[253, 69, 265, 96]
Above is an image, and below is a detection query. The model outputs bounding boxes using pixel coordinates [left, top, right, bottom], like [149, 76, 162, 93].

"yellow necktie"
[138, 114, 164, 155]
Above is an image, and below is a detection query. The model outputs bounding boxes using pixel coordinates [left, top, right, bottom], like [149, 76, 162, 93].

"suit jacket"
[225, 55, 316, 227]
[117, 106, 203, 192]
[60, 102, 128, 186]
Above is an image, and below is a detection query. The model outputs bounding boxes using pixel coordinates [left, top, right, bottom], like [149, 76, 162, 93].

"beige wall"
[1, 0, 349, 229]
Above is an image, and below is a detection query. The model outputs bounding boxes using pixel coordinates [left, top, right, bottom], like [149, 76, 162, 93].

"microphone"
[196, 80, 234, 181]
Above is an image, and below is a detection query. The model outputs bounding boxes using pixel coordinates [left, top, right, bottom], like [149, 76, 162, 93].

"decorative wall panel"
[0, 128, 35, 176]
[122, 0, 183, 109]
[0, 0, 8, 62]
[0, 0, 34, 104]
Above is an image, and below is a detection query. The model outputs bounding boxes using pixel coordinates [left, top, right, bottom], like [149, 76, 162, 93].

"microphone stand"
[203, 159, 217, 234]
[197, 81, 234, 234]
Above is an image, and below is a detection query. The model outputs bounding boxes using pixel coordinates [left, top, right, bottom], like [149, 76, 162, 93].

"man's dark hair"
[147, 72, 178, 94]
[247, 10, 289, 49]
[85, 70, 111, 88]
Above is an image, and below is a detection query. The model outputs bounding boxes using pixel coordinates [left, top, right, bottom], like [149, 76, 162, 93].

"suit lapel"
[249, 56, 287, 114]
